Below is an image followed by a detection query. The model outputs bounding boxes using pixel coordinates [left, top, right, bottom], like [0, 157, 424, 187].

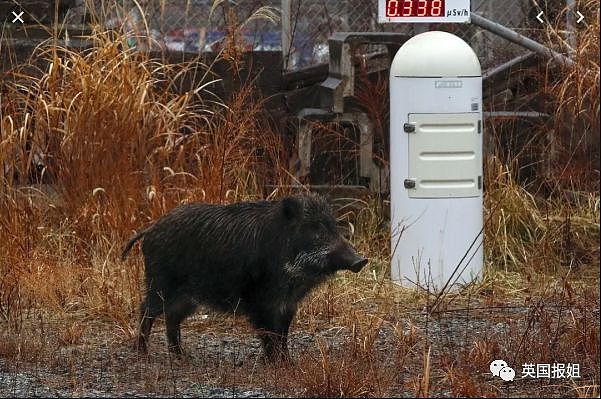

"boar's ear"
[281, 196, 303, 221]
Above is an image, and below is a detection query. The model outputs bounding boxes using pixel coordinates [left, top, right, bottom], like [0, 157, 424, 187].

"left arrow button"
[536, 11, 544, 23]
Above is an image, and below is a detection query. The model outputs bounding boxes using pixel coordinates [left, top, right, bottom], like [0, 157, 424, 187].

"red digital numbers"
[431, 0, 443, 16]
[386, 0, 445, 18]
[386, 0, 398, 16]
[402, 1, 412, 16]
[418, 0, 427, 16]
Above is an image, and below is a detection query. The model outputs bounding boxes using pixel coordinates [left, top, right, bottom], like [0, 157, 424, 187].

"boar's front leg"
[250, 305, 295, 362]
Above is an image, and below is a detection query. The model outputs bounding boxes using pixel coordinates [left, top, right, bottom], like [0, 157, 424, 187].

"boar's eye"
[312, 221, 325, 232]
[306, 222, 328, 239]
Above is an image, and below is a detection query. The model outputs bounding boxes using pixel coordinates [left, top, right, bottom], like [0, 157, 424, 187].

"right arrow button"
[576, 11, 585, 24]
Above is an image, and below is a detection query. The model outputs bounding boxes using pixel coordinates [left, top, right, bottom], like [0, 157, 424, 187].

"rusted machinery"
[285, 32, 412, 194]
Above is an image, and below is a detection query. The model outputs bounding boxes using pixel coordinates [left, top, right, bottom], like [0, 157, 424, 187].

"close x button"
[11, 9, 24, 24]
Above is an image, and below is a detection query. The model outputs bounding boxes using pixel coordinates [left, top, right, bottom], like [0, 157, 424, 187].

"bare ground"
[1, 289, 598, 398]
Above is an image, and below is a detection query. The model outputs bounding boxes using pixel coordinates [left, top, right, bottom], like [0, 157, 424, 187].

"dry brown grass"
[539, 0, 599, 192]
[1, 9, 286, 329]
[0, 1, 599, 397]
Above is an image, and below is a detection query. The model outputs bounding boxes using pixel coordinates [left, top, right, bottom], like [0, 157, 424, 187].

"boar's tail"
[121, 228, 149, 260]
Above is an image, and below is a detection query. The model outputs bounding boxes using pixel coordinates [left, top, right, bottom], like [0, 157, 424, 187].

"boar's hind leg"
[250, 307, 295, 362]
[164, 297, 197, 355]
[137, 292, 163, 353]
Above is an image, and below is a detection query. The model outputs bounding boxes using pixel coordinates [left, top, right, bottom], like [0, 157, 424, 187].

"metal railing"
[280, 0, 536, 70]
[85, 0, 540, 71]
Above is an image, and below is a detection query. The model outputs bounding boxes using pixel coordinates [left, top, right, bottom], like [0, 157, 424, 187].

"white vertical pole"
[281, 0, 292, 70]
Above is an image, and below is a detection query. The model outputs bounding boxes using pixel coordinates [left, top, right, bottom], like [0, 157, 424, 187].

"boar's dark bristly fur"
[122, 194, 368, 361]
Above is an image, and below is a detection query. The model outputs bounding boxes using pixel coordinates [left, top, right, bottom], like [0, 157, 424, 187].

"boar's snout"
[349, 257, 368, 273]
[330, 240, 368, 273]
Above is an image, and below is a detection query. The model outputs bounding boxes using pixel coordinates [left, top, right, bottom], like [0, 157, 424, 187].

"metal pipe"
[482, 51, 536, 80]
[566, 0, 577, 55]
[470, 12, 575, 68]
[281, 0, 292, 70]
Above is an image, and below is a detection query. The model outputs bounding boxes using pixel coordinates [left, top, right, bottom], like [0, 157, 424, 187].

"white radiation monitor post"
[378, 1, 484, 292]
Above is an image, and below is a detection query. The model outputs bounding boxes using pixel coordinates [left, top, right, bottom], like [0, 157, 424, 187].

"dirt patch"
[1, 298, 598, 397]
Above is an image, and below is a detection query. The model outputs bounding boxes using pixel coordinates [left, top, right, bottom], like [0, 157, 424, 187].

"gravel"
[0, 366, 268, 398]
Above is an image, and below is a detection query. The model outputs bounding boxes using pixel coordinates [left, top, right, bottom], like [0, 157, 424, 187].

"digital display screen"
[385, 0, 445, 18]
